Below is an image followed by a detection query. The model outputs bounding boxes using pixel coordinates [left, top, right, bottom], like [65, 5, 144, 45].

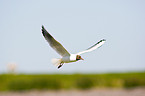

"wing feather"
[42, 26, 70, 57]
[76, 39, 106, 55]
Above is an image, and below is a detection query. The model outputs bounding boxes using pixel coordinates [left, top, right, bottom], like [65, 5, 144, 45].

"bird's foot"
[58, 63, 63, 69]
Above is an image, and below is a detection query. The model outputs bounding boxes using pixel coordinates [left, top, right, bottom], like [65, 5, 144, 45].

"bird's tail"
[51, 58, 62, 66]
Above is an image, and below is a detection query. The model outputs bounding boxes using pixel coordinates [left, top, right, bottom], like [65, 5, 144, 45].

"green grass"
[0, 72, 145, 91]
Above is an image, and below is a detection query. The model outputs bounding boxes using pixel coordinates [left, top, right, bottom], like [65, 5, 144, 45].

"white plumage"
[42, 26, 106, 69]
[76, 39, 106, 55]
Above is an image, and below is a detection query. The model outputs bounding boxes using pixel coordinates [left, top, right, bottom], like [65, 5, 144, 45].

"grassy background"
[0, 72, 145, 91]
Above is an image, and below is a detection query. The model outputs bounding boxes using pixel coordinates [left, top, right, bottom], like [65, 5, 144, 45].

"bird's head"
[76, 55, 84, 61]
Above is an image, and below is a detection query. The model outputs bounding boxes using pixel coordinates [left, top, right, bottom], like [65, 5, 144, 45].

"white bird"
[42, 26, 106, 69]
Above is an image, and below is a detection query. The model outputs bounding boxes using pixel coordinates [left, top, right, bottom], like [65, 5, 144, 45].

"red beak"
[81, 58, 84, 60]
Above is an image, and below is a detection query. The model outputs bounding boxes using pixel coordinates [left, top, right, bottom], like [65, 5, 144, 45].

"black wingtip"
[41, 25, 46, 37]
[86, 39, 106, 50]
[42, 25, 44, 29]
[97, 39, 106, 44]
[41, 25, 53, 39]
[102, 39, 106, 41]
[42, 25, 45, 32]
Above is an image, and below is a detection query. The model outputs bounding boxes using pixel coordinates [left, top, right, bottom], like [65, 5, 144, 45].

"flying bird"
[42, 26, 106, 69]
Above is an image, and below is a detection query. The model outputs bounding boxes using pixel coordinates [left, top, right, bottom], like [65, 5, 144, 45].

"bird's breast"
[62, 54, 77, 63]
[69, 54, 77, 61]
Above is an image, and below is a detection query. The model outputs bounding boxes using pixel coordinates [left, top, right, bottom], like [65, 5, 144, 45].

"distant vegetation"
[0, 72, 145, 91]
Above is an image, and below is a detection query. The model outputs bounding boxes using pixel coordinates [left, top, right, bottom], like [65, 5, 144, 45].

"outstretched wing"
[76, 39, 106, 55]
[42, 26, 70, 57]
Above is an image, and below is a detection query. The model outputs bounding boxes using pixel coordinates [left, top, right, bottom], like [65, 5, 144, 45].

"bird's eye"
[76, 55, 80, 60]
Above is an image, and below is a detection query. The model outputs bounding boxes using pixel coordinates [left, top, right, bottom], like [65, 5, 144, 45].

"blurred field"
[0, 88, 145, 96]
[0, 72, 145, 91]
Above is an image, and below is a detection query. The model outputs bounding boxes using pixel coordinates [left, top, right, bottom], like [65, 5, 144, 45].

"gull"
[42, 26, 106, 69]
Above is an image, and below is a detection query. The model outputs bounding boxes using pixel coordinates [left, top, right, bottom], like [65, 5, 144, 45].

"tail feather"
[51, 58, 62, 66]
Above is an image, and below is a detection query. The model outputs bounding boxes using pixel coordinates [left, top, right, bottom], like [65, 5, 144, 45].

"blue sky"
[0, 0, 145, 73]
